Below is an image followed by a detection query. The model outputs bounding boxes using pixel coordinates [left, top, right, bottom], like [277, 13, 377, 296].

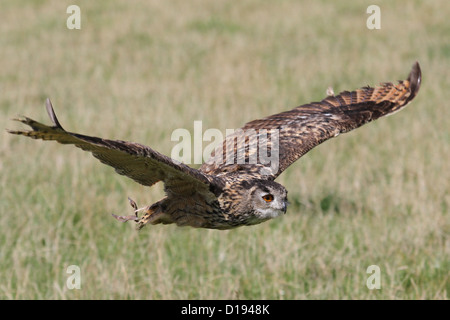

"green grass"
[1, 0, 449, 299]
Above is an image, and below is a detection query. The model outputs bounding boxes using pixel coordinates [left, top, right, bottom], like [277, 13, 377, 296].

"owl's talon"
[128, 197, 138, 213]
[112, 197, 150, 223]
[111, 214, 139, 223]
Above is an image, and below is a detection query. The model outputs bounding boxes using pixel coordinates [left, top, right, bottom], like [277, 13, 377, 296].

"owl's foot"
[112, 197, 168, 230]
[136, 204, 169, 230]
[136, 207, 156, 230]
[111, 197, 146, 223]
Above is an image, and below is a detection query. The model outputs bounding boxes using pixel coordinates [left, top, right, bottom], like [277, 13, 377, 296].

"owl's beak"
[282, 202, 288, 214]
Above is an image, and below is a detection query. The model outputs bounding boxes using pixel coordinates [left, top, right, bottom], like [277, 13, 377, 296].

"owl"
[7, 62, 421, 230]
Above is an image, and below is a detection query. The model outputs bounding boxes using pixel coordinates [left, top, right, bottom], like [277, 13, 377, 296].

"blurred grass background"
[1, 0, 449, 299]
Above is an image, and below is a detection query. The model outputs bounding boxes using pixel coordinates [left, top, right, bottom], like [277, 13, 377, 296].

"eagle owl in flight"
[8, 62, 421, 230]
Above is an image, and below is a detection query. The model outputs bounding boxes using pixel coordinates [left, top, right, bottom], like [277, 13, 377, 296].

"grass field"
[1, 0, 449, 299]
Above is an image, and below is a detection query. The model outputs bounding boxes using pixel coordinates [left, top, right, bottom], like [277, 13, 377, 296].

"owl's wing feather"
[8, 99, 219, 195]
[200, 61, 421, 179]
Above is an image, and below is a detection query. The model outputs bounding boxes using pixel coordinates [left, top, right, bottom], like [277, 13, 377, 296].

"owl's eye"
[262, 194, 274, 202]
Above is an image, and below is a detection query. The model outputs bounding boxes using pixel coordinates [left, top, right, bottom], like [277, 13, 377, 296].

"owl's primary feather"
[7, 62, 421, 230]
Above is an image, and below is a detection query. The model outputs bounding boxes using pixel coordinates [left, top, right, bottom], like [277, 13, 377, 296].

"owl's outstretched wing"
[8, 99, 220, 196]
[200, 61, 421, 179]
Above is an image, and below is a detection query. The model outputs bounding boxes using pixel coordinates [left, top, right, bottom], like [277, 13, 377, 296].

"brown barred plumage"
[7, 62, 421, 230]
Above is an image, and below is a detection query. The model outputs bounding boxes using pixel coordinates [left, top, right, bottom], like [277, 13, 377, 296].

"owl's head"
[248, 180, 289, 221]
